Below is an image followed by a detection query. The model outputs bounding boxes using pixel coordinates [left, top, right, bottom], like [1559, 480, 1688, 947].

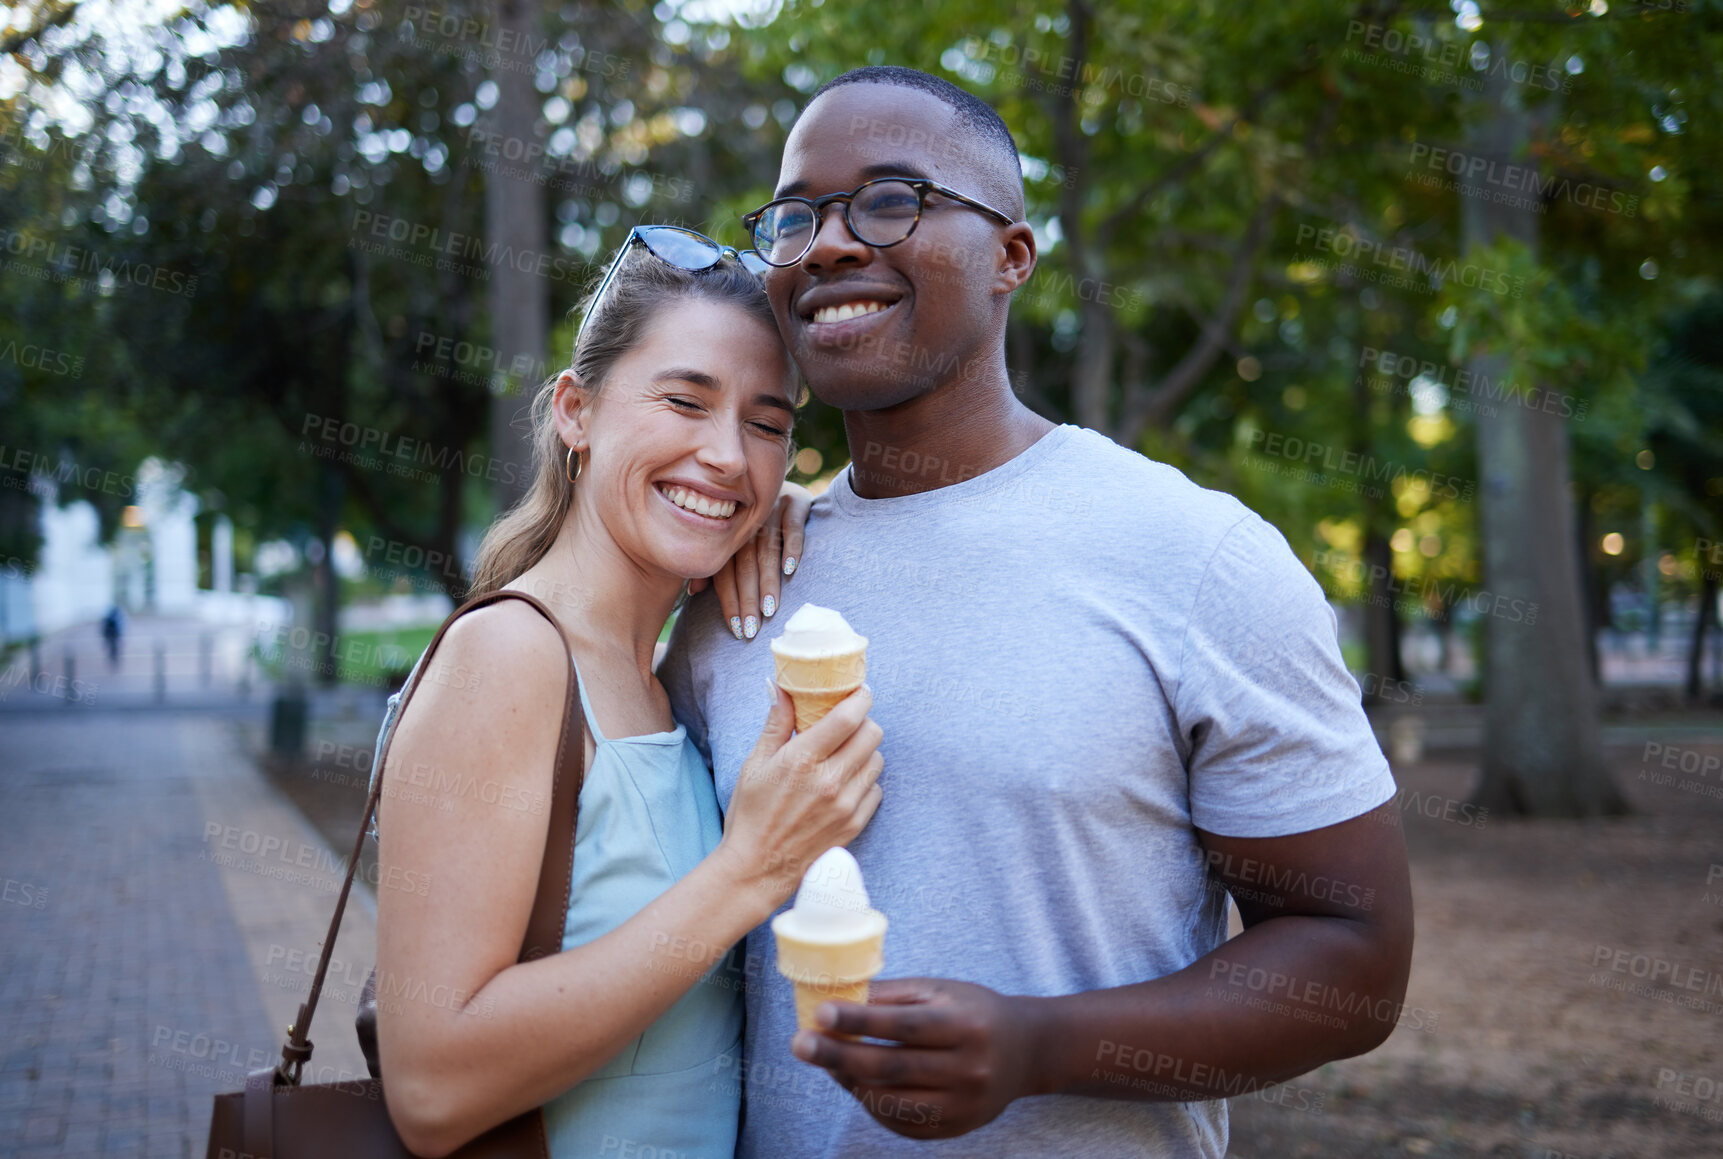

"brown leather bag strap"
[275, 587, 586, 1081]
[512, 591, 586, 960]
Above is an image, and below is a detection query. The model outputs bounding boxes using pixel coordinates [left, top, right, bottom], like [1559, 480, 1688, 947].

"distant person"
[660, 66, 1414, 1157]
[100, 605, 124, 669]
[367, 230, 882, 1158]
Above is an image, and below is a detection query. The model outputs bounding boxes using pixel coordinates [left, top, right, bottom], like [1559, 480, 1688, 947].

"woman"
[371, 234, 884, 1157]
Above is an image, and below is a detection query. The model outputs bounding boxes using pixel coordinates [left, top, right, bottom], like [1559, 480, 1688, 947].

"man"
[661, 65, 1412, 1157]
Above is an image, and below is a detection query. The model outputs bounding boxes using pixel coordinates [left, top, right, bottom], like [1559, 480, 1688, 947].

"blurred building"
[0, 458, 262, 646]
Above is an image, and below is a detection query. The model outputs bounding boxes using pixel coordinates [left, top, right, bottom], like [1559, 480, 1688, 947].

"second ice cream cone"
[791, 978, 871, 1033]
[773, 909, 887, 1033]
[771, 847, 888, 1041]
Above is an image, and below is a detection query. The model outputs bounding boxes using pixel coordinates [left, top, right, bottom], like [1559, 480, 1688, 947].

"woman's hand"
[688, 480, 811, 640]
[716, 681, 884, 905]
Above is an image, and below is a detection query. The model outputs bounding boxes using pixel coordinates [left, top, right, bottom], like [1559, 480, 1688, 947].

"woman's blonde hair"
[467, 247, 781, 597]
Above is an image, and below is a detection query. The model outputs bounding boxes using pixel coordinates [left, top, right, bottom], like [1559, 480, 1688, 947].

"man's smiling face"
[760, 84, 1029, 412]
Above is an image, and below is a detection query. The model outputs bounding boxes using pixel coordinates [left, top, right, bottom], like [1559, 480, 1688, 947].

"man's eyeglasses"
[741, 177, 1017, 269]
[575, 225, 769, 352]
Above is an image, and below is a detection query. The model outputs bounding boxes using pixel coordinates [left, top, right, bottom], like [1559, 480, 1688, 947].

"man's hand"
[788, 803, 1413, 1133]
[790, 978, 1045, 1139]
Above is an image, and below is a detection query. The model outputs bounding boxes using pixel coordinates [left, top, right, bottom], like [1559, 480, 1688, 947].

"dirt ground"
[1228, 722, 1723, 1158]
[258, 714, 1723, 1159]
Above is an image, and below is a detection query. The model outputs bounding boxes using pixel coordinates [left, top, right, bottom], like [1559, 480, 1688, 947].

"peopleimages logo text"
[300, 413, 522, 487]
[0, 340, 84, 378]
[1344, 21, 1573, 93]
[349, 211, 582, 284]
[1246, 429, 1473, 502]
[0, 445, 133, 497]
[1312, 547, 1539, 626]
[0, 228, 198, 297]
[1358, 346, 1589, 421]
[1295, 224, 1524, 298]
[1408, 143, 1638, 218]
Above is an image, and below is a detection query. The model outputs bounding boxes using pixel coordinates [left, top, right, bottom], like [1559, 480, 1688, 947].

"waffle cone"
[773, 647, 866, 730]
[786, 688, 851, 732]
[792, 978, 870, 1032]
[773, 910, 886, 1036]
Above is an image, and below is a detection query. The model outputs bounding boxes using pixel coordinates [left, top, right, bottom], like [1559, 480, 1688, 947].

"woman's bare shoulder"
[389, 597, 572, 752]
[433, 597, 570, 683]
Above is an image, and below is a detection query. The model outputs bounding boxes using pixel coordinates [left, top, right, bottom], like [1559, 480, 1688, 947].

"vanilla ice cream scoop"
[770, 605, 868, 732]
[782, 847, 877, 939]
[772, 847, 889, 1030]
[770, 604, 868, 660]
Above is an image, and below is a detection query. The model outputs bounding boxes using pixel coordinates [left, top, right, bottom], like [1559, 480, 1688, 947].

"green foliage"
[256, 623, 434, 688]
[707, 0, 1719, 617]
[0, 0, 1717, 649]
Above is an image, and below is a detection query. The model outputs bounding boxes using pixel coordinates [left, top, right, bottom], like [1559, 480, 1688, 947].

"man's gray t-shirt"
[660, 424, 1395, 1158]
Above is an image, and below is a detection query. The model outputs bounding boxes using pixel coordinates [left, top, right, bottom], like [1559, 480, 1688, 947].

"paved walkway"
[1, 613, 266, 711]
[0, 703, 379, 1157]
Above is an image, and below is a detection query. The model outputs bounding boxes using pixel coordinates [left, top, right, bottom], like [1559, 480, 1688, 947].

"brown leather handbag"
[206, 589, 586, 1158]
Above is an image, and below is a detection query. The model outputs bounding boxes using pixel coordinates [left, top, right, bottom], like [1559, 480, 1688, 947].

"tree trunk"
[434, 439, 468, 602]
[484, 0, 547, 513]
[1072, 300, 1115, 432]
[1464, 52, 1624, 817]
[1356, 352, 1403, 701]
[1689, 570, 1717, 702]
[1361, 530, 1405, 701]
[1433, 595, 1454, 675]
[1575, 484, 1603, 682]
[312, 460, 344, 687]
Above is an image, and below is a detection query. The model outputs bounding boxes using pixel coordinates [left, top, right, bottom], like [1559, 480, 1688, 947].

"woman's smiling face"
[563, 297, 797, 581]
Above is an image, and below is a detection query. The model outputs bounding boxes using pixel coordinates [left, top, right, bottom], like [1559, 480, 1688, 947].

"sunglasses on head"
[574, 226, 770, 354]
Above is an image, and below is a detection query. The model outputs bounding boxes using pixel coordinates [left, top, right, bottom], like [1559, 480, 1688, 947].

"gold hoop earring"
[565, 445, 583, 484]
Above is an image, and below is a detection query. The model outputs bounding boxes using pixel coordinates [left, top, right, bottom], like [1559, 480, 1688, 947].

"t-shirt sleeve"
[1174, 513, 1396, 837]
[660, 602, 712, 765]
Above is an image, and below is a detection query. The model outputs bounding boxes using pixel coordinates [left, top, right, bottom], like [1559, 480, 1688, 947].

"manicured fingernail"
[816, 1003, 838, 1028]
[766, 675, 781, 704]
[744, 615, 758, 639]
[761, 593, 776, 618]
[730, 616, 743, 640]
[791, 1031, 817, 1060]
[783, 556, 797, 576]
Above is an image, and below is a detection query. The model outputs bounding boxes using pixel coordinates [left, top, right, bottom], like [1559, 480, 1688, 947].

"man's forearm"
[795, 806, 1414, 1138]
[1020, 912, 1408, 1103]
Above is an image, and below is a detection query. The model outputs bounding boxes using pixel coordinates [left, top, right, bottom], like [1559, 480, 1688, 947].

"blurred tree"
[1433, 5, 1715, 815]
[3, 0, 1719, 796]
[3, 0, 497, 677]
[483, 0, 546, 510]
[0, 0, 715, 670]
[1640, 293, 1723, 703]
[0, 104, 157, 578]
[1453, 65, 1621, 817]
[710, 0, 1717, 816]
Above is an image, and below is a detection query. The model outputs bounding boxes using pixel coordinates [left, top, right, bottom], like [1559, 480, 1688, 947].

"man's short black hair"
[809, 65, 1021, 175]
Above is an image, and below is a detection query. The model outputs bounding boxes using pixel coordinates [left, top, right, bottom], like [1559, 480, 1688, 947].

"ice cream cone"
[772, 907, 887, 1031]
[773, 651, 867, 731]
[770, 605, 867, 731]
[771, 847, 888, 1041]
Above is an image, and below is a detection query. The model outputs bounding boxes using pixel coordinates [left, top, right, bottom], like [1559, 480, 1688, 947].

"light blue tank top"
[368, 652, 742, 1159]
[540, 661, 742, 1158]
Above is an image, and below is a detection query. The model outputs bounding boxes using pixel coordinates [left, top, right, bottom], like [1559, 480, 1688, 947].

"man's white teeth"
[812, 300, 888, 325]
[662, 485, 736, 519]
